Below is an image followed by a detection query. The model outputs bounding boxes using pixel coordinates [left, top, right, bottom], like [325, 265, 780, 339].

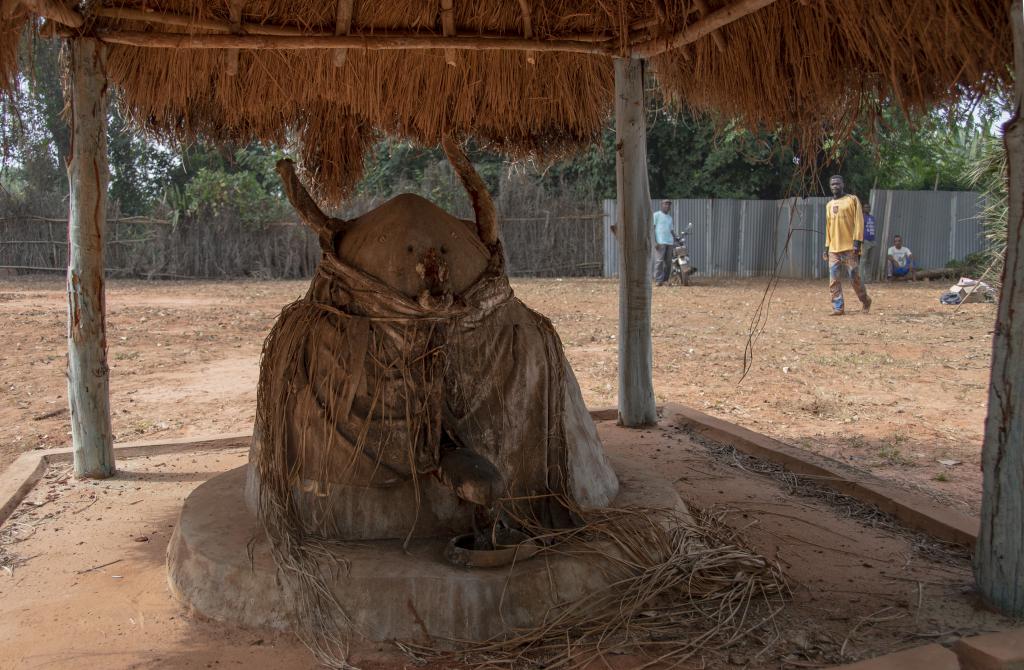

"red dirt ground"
[0, 275, 1012, 669]
[0, 275, 995, 513]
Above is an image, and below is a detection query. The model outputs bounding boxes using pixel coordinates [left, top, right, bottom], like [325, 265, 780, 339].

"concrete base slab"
[665, 403, 979, 546]
[167, 455, 685, 641]
[831, 643, 961, 670]
[954, 629, 1024, 669]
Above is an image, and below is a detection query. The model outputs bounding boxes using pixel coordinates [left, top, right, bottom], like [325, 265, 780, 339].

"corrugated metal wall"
[868, 190, 984, 281]
[602, 191, 984, 279]
[775, 197, 829, 280]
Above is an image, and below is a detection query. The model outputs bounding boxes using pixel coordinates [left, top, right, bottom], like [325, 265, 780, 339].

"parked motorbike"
[669, 223, 698, 286]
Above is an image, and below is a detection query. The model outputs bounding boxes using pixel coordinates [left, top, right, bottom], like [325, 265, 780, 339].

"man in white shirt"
[886, 235, 916, 280]
[652, 199, 674, 286]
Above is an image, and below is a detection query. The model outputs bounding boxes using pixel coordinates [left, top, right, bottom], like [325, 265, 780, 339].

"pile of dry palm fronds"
[400, 499, 789, 670]
[0, 518, 37, 577]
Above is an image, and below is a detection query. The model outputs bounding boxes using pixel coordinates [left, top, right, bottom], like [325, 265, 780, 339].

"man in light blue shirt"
[653, 199, 674, 285]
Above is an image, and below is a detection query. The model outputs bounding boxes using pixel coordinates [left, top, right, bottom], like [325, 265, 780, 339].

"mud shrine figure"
[823, 175, 871, 316]
[247, 147, 619, 550]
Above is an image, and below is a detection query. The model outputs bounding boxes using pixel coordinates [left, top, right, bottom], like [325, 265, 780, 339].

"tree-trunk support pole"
[975, 0, 1024, 617]
[614, 57, 657, 427]
[66, 38, 115, 479]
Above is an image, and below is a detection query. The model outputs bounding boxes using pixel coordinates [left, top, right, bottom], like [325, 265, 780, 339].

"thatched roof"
[0, 1, 1012, 202]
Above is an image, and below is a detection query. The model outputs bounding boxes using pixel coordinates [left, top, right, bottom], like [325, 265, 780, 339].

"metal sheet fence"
[603, 190, 985, 280]
[867, 190, 985, 281]
[1, 192, 981, 280]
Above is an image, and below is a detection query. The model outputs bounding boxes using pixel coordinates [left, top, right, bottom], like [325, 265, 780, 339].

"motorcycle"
[668, 223, 698, 286]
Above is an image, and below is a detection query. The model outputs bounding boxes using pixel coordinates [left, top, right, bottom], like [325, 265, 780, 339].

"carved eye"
[440, 246, 448, 254]
[406, 245, 414, 254]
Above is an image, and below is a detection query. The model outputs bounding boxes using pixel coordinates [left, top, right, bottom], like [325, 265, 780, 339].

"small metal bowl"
[444, 529, 541, 568]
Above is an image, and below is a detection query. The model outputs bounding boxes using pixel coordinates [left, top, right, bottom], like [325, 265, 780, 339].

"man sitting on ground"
[886, 235, 916, 280]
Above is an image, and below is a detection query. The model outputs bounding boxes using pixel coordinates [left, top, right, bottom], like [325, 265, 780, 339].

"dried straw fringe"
[653, 0, 1010, 161]
[401, 498, 789, 670]
[253, 299, 449, 669]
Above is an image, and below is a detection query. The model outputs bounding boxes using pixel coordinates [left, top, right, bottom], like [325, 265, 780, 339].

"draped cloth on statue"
[251, 247, 618, 540]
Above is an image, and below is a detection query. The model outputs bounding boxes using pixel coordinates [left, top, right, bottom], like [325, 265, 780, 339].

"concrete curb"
[0, 433, 250, 526]
[830, 628, 1024, 669]
[659, 403, 978, 547]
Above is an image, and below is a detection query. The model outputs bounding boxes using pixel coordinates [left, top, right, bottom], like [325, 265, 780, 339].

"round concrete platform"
[167, 456, 687, 641]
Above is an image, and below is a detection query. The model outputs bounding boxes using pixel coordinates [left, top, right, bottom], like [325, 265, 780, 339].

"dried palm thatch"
[0, 16, 19, 92]
[0, 1, 1012, 203]
[651, 0, 1012, 157]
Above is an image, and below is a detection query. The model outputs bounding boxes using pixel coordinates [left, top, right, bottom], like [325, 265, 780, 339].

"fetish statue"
[248, 139, 618, 546]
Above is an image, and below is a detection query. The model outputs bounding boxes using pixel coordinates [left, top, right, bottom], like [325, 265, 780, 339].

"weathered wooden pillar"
[614, 57, 657, 427]
[66, 38, 115, 478]
[975, 0, 1024, 617]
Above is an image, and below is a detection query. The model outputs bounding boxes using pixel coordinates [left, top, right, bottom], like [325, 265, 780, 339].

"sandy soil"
[0, 415, 1014, 670]
[0, 275, 995, 512]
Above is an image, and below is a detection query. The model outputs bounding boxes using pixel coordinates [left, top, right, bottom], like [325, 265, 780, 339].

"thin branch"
[631, 0, 779, 58]
[95, 30, 612, 56]
[89, 6, 614, 43]
[90, 6, 306, 36]
[0, 0, 19, 20]
[694, 0, 728, 53]
[18, 0, 84, 27]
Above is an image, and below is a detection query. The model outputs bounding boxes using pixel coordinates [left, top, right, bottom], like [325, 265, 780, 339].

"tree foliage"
[968, 133, 1009, 284]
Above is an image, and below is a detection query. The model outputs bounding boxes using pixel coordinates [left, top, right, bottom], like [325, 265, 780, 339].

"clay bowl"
[444, 529, 541, 568]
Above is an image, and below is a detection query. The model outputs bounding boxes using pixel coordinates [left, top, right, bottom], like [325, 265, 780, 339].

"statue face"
[336, 193, 490, 300]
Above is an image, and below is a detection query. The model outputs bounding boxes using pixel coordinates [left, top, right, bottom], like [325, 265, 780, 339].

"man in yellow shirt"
[823, 175, 871, 316]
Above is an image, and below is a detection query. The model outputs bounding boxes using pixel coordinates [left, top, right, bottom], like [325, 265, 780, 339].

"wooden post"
[517, 0, 536, 65]
[66, 38, 115, 479]
[614, 57, 657, 427]
[333, 0, 354, 67]
[975, 0, 1024, 617]
[226, 0, 243, 76]
[440, 0, 457, 66]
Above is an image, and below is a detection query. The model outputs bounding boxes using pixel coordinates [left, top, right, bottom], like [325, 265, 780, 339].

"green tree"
[174, 144, 289, 225]
[968, 133, 1008, 284]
